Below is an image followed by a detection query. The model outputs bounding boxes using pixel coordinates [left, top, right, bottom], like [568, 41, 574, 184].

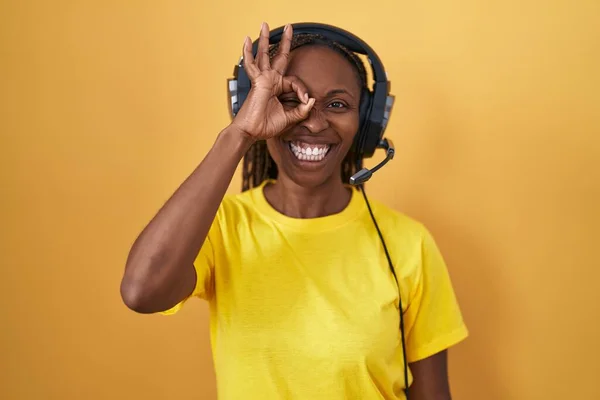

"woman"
[121, 22, 468, 400]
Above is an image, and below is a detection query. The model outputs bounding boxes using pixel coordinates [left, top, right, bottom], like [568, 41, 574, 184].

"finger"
[282, 75, 310, 104]
[271, 24, 292, 75]
[256, 22, 271, 70]
[286, 97, 316, 124]
[242, 36, 260, 79]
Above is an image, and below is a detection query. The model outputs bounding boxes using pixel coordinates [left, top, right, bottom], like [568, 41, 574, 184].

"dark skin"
[410, 351, 453, 400]
[120, 22, 452, 400]
[263, 44, 360, 218]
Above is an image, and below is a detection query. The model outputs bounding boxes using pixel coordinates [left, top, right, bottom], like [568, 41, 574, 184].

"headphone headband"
[254, 23, 388, 86]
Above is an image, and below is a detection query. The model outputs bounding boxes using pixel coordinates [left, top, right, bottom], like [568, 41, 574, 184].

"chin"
[269, 137, 348, 188]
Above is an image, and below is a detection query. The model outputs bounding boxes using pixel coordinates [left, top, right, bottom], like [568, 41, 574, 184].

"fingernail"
[284, 24, 290, 32]
[261, 22, 266, 31]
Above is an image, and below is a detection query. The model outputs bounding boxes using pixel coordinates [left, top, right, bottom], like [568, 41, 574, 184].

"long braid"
[241, 33, 368, 192]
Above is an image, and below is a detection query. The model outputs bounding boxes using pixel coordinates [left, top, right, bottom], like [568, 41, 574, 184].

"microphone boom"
[349, 138, 395, 185]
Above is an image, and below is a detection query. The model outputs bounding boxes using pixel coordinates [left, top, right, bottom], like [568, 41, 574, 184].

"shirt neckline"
[248, 179, 366, 232]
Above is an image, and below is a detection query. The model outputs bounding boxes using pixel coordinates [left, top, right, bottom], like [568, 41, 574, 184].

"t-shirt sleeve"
[403, 226, 469, 362]
[159, 214, 221, 315]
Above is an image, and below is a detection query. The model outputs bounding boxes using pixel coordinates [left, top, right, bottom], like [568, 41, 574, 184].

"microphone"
[349, 138, 395, 185]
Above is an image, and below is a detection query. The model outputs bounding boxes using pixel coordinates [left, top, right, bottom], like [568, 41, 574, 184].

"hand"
[230, 22, 315, 142]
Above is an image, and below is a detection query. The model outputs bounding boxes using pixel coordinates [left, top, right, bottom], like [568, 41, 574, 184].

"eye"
[280, 97, 300, 107]
[328, 101, 347, 109]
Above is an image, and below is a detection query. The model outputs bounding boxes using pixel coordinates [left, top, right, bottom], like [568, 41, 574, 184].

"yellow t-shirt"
[162, 180, 468, 399]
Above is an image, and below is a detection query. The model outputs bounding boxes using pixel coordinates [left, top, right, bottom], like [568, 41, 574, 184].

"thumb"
[285, 98, 315, 124]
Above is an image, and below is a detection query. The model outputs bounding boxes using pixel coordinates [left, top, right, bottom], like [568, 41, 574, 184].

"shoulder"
[361, 196, 445, 280]
[212, 186, 264, 226]
[219, 188, 257, 212]
[364, 195, 432, 245]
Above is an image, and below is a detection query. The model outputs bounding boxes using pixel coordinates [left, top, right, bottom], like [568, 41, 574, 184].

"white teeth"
[289, 142, 331, 162]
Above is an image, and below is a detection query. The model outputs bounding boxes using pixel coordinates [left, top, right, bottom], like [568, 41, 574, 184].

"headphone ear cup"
[354, 90, 372, 155]
[358, 90, 371, 124]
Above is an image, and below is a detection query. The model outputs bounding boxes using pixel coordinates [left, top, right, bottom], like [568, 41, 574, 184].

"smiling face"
[266, 45, 363, 188]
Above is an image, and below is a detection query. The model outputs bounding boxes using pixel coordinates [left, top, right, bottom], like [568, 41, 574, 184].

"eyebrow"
[325, 88, 354, 99]
[281, 88, 355, 100]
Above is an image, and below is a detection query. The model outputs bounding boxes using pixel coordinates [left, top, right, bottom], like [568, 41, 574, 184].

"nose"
[300, 107, 330, 133]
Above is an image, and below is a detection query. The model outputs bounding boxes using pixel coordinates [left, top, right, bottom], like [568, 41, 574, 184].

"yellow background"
[1, 1, 599, 399]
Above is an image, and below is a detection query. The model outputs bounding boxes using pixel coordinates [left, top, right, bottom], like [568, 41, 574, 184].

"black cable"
[359, 185, 409, 399]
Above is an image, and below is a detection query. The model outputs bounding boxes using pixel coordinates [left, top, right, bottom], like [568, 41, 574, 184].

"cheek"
[330, 113, 360, 145]
[265, 139, 283, 164]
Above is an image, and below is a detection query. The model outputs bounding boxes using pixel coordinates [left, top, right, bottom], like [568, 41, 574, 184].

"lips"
[288, 141, 332, 162]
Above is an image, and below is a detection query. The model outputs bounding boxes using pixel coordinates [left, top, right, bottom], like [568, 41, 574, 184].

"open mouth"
[288, 141, 333, 162]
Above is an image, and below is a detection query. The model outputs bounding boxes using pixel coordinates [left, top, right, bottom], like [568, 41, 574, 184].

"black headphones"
[227, 22, 396, 184]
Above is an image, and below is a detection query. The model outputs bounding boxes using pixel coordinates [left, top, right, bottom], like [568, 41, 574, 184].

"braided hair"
[241, 33, 369, 191]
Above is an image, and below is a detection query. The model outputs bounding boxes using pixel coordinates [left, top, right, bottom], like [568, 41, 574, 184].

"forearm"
[409, 391, 451, 400]
[408, 351, 452, 400]
[120, 125, 253, 313]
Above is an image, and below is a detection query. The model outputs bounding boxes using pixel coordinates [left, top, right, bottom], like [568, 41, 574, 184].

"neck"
[263, 175, 352, 219]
